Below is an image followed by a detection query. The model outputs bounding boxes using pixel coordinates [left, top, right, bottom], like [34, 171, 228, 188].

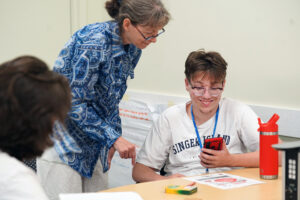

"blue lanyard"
[191, 104, 219, 149]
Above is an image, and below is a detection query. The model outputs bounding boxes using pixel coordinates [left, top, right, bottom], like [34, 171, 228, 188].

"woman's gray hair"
[106, 0, 170, 29]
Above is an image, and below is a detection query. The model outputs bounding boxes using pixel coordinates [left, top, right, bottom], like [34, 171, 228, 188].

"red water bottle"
[258, 114, 279, 179]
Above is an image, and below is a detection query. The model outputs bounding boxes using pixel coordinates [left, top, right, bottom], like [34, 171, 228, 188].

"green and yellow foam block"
[165, 182, 197, 195]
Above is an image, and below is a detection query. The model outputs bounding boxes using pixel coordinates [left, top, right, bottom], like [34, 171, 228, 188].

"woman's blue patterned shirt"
[52, 21, 142, 178]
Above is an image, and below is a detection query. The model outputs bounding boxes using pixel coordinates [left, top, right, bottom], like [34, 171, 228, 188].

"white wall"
[0, 0, 71, 67]
[128, 0, 300, 110]
[1, 0, 300, 110]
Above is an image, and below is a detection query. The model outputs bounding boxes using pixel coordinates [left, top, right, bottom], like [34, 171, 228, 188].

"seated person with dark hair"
[0, 56, 71, 200]
[132, 49, 260, 182]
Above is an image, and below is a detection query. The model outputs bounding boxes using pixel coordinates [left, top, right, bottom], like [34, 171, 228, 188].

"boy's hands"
[199, 142, 232, 168]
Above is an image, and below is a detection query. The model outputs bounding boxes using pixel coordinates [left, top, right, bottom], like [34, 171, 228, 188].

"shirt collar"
[110, 21, 140, 59]
[110, 21, 126, 58]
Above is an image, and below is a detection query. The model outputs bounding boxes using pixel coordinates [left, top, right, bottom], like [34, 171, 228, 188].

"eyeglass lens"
[191, 87, 223, 97]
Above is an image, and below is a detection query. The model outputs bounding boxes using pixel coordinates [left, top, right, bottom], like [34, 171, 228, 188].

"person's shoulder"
[74, 21, 117, 45]
[221, 97, 244, 107]
[161, 102, 187, 119]
[77, 21, 111, 34]
[0, 152, 35, 181]
[0, 151, 22, 169]
[0, 152, 49, 200]
[220, 97, 253, 114]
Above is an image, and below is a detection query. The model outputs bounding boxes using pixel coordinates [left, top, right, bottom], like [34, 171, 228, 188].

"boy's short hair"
[184, 49, 227, 83]
[0, 56, 71, 160]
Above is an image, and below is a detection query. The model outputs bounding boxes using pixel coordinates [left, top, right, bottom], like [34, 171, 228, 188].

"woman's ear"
[122, 18, 131, 31]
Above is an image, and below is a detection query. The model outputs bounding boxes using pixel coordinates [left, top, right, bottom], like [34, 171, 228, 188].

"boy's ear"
[185, 78, 189, 91]
[222, 80, 226, 89]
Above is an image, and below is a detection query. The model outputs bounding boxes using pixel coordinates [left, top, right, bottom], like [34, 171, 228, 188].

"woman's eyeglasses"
[134, 26, 165, 41]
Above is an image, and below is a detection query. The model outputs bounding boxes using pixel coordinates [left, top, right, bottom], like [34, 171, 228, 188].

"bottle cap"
[258, 113, 279, 132]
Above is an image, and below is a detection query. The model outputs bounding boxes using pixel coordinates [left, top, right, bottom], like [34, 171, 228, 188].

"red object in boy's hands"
[204, 137, 223, 150]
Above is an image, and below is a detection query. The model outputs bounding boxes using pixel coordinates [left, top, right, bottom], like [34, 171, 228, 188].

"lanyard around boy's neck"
[191, 104, 220, 149]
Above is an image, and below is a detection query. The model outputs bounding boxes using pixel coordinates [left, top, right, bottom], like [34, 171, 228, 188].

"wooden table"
[102, 168, 282, 200]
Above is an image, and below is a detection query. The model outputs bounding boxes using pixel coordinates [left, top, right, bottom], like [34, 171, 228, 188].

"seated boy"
[132, 49, 260, 182]
[0, 56, 71, 199]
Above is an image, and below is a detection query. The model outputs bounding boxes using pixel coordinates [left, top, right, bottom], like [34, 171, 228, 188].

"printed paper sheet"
[184, 173, 264, 190]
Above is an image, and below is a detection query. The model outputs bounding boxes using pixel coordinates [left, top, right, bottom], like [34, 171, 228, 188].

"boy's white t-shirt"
[136, 98, 259, 176]
[0, 151, 49, 200]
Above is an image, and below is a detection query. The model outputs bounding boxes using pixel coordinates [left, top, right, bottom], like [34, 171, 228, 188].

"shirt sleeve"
[69, 91, 121, 148]
[136, 112, 172, 171]
[54, 37, 121, 150]
[238, 104, 260, 152]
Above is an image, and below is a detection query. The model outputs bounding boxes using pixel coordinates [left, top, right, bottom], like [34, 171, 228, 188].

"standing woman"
[37, 0, 170, 199]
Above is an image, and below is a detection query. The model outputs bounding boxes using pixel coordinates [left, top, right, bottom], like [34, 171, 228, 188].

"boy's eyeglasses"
[189, 83, 223, 97]
[134, 26, 165, 41]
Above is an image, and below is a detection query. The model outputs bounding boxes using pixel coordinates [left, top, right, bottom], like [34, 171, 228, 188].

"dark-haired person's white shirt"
[0, 151, 49, 200]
